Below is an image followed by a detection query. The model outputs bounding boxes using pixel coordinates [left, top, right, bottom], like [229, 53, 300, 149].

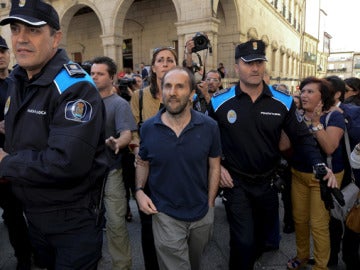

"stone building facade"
[0, 0, 313, 91]
[327, 52, 360, 79]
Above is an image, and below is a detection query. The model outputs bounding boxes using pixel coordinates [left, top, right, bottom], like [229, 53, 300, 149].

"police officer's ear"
[51, 29, 62, 49]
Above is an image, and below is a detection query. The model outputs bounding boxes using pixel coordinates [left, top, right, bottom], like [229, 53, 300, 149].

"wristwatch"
[311, 123, 324, 132]
[135, 187, 144, 193]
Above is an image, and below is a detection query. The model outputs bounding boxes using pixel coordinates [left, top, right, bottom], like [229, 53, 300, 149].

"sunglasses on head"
[153, 46, 175, 55]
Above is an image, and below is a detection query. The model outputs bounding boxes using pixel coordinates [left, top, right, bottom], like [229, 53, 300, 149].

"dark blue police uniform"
[0, 76, 33, 268]
[209, 83, 323, 269]
[0, 49, 108, 270]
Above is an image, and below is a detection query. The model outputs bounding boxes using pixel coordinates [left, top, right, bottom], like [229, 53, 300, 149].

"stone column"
[100, 34, 123, 70]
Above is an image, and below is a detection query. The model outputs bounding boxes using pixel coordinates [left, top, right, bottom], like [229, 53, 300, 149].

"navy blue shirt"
[139, 108, 222, 221]
[292, 110, 345, 173]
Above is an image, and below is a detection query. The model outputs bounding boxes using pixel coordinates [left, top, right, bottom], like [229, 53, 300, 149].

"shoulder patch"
[213, 87, 231, 97]
[269, 85, 293, 111]
[54, 65, 96, 94]
[65, 99, 92, 123]
[271, 84, 290, 96]
[211, 85, 236, 112]
[63, 63, 86, 78]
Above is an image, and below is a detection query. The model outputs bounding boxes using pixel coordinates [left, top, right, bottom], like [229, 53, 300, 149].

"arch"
[59, 1, 103, 62]
[59, 0, 104, 43]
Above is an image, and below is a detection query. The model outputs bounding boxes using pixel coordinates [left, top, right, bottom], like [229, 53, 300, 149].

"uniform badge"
[227, 110, 237, 124]
[4, 96, 10, 115]
[252, 41, 258, 51]
[63, 63, 86, 78]
[19, 0, 26, 7]
[65, 99, 92, 122]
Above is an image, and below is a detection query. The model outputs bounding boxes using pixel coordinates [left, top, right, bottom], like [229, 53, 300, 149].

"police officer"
[0, 35, 33, 270]
[0, 1, 108, 269]
[208, 39, 338, 270]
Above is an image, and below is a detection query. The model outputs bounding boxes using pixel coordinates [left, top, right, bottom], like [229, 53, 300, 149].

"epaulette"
[211, 85, 236, 112]
[63, 62, 86, 78]
[270, 85, 290, 96]
[213, 87, 231, 97]
[269, 85, 293, 110]
[54, 63, 96, 94]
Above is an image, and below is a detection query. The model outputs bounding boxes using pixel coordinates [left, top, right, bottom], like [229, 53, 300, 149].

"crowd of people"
[0, 1, 359, 270]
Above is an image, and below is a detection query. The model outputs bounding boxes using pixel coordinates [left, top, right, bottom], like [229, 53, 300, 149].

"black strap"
[138, 88, 144, 126]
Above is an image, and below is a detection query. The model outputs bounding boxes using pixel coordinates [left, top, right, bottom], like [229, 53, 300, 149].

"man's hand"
[197, 81, 211, 103]
[0, 148, 8, 162]
[185, 39, 195, 54]
[136, 190, 158, 215]
[105, 136, 121, 154]
[220, 165, 234, 188]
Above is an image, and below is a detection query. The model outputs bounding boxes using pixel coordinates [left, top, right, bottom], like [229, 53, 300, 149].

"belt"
[225, 163, 276, 182]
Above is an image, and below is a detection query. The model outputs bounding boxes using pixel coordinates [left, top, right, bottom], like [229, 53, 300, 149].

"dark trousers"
[223, 178, 279, 270]
[26, 208, 103, 270]
[122, 151, 135, 214]
[329, 216, 343, 263]
[0, 183, 32, 263]
[281, 165, 294, 227]
[342, 226, 360, 269]
[138, 184, 159, 270]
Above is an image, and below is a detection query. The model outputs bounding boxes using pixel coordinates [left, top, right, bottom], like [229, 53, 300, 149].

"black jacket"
[0, 49, 108, 213]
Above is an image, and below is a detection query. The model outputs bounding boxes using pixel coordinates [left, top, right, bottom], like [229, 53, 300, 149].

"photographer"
[184, 33, 213, 113]
[184, 33, 210, 73]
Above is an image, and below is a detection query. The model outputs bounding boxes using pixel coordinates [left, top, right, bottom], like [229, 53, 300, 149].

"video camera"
[192, 32, 211, 53]
[118, 77, 136, 87]
[313, 163, 345, 210]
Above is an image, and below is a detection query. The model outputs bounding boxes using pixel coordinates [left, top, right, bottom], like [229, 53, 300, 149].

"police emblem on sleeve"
[227, 109, 237, 124]
[65, 99, 92, 122]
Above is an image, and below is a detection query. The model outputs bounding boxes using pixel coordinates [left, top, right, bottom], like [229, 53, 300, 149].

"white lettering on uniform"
[27, 109, 47, 115]
[260, 112, 281, 116]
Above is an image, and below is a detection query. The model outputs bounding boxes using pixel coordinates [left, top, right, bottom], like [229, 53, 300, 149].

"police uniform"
[0, 75, 33, 269]
[0, 49, 108, 269]
[209, 83, 323, 269]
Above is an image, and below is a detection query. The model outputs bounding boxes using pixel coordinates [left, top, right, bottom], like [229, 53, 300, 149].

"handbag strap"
[325, 111, 334, 170]
[344, 125, 356, 182]
[139, 87, 144, 125]
[324, 110, 355, 183]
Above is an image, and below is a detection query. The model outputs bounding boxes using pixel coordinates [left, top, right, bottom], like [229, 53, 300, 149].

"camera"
[314, 163, 345, 210]
[118, 78, 136, 87]
[192, 32, 210, 53]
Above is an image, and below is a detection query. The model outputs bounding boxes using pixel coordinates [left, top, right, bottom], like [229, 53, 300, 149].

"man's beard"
[165, 97, 190, 116]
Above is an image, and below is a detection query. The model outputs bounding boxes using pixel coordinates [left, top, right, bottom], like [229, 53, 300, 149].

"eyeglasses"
[205, 78, 220, 83]
[153, 46, 175, 55]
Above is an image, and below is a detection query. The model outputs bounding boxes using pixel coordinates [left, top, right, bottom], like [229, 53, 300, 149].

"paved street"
[0, 196, 345, 270]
